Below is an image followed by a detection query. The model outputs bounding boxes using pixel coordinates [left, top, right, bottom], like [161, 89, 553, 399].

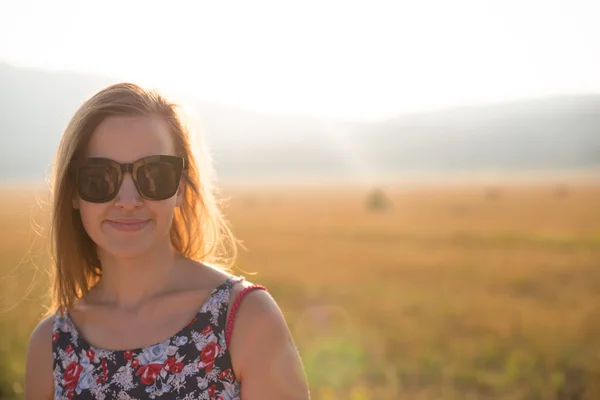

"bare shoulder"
[182, 260, 237, 290]
[228, 279, 311, 399]
[227, 277, 277, 324]
[25, 314, 55, 399]
[227, 277, 283, 354]
[27, 313, 54, 359]
[229, 277, 271, 303]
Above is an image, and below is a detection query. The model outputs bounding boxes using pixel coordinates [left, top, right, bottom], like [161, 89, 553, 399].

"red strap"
[225, 284, 267, 349]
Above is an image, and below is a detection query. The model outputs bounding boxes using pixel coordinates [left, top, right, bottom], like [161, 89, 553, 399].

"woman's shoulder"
[224, 277, 311, 397]
[27, 312, 56, 349]
[192, 261, 266, 296]
[176, 260, 276, 327]
[225, 273, 280, 336]
[228, 275, 271, 310]
[25, 313, 56, 399]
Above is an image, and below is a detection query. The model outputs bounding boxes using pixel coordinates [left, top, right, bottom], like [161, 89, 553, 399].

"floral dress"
[52, 276, 265, 399]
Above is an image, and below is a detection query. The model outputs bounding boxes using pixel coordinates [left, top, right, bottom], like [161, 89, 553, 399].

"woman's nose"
[114, 174, 142, 208]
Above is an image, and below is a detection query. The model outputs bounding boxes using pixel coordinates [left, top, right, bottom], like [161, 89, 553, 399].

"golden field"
[1, 181, 599, 399]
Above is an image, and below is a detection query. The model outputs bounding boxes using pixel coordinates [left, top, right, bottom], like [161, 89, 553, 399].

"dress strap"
[225, 283, 268, 348]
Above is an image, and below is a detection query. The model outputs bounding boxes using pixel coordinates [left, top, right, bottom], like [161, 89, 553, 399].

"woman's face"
[74, 115, 184, 261]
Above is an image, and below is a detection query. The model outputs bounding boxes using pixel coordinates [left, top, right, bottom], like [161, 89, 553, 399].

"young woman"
[24, 83, 311, 399]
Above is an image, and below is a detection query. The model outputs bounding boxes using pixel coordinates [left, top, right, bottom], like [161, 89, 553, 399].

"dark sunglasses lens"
[136, 162, 180, 200]
[78, 166, 119, 202]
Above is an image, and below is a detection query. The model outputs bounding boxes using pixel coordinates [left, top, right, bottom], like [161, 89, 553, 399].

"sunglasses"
[74, 155, 186, 203]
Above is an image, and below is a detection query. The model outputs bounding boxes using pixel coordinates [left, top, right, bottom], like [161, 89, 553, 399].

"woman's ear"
[72, 194, 80, 210]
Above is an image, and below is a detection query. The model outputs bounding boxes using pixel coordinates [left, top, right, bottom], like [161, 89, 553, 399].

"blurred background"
[1, 1, 600, 399]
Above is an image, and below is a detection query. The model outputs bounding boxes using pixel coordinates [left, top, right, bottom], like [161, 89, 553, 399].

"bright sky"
[0, 0, 599, 120]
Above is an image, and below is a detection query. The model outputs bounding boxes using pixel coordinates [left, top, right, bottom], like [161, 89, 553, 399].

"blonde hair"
[48, 83, 237, 314]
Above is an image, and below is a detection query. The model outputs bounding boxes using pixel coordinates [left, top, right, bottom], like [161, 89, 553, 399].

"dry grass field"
[1, 181, 599, 399]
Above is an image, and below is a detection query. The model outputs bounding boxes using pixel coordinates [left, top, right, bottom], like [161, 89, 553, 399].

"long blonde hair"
[48, 83, 237, 314]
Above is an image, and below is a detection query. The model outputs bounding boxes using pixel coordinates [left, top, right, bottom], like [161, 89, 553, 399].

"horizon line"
[2, 59, 600, 123]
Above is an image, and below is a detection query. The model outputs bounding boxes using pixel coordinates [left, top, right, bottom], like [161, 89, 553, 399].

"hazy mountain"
[0, 62, 599, 183]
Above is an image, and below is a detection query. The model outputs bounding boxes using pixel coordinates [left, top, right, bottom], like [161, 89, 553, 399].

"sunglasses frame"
[74, 155, 186, 203]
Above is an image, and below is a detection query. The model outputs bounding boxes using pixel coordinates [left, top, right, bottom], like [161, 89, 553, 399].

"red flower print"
[87, 349, 95, 360]
[67, 390, 75, 399]
[163, 357, 184, 374]
[164, 357, 176, 371]
[202, 325, 212, 335]
[124, 350, 133, 360]
[216, 397, 225, 400]
[131, 359, 139, 368]
[136, 363, 163, 385]
[200, 341, 220, 372]
[100, 359, 109, 383]
[52, 332, 59, 342]
[220, 368, 234, 382]
[208, 384, 216, 397]
[201, 342, 219, 364]
[172, 361, 184, 374]
[62, 361, 83, 390]
[65, 344, 73, 353]
[187, 316, 197, 327]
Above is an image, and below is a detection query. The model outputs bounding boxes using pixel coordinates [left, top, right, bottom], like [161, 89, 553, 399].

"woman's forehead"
[86, 115, 175, 162]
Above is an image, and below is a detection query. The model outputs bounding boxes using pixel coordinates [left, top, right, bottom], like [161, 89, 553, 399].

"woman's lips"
[106, 219, 150, 231]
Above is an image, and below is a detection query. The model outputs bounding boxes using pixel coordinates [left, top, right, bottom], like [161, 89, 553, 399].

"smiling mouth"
[106, 220, 150, 231]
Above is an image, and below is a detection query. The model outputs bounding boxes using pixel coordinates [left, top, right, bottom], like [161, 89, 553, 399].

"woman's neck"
[91, 243, 184, 312]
